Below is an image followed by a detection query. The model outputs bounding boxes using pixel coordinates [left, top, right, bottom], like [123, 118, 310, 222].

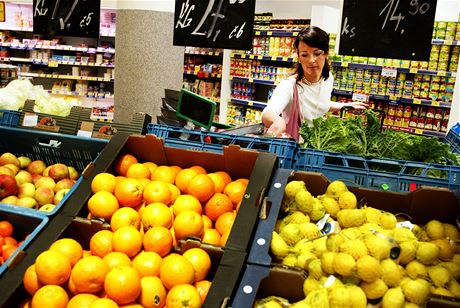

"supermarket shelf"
[230, 76, 279, 86]
[0, 42, 116, 54]
[18, 72, 114, 82]
[254, 30, 299, 37]
[0, 56, 114, 68]
[230, 98, 267, 109]
[231, 53, 296, 62]
[332, 89, 452, 108]
[0, 27, 115, 37]
[185, 51, 223, 56]
[383, 124, 446, 138]
[331, 61, 457, 77]
[431, 39, 460, 46]
[47, 90, 114, 99]
[183, 70, 222, 78]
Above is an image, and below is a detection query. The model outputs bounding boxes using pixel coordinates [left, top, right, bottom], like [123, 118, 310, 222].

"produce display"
[0, 152, 78, 212]
[0, 220, 24, 266]
[258, 179, 460, 307]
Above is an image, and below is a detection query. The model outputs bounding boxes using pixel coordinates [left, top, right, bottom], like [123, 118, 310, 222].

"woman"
[262, 26, 368, 140]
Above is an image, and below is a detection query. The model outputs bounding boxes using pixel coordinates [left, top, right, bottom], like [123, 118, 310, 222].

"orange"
[83, 250, 92, 258]
[67, 293, 99, 308]
[142, 202, 173, 230]
[215, 171, 232, 187]
[110, 207, 141, 231]
[138, 178, 151, 189]
[202, 215, 213, 229]
[215, 212, 237, 236]
[152, 166, 176, 184]
[88, 298, 119, 308]
[143, 162, 158, 179]
[207, 173, 225, 193]
[112, 226, 142, 258]
[23, 264, 43, 296]
[201, 229, 221, 246]
[195, 280, 212, 304]
[126, 163, 151, 179]
[159, 254, 195, 290]
[104, 266, 141, 305]
[170, 165, 183, 175]
[167, 183, 181, 204]
[70, 255, 110, 294]
[224, 181, 246, 205]
[88, 191, 120, 220]
[175, 168, 198, 194]
[119, 304, 143, 308]
[236, 178, 249, 186]
[35, 250, 71, 285]
[172, 194, 202, 216]
[170, 227, 178, 247]
[31, 285, 69, 308]
[173, 210, 204, 241]
[220, 230, 230, 246]
[182, 248, 211, 282]
[91, 173, 117, 194]
[204, 193, 233, 221]
[90, 230, 113, 258]
[103, 252, 132, 269]
[189, 165, 207, 175]
[114, 179, 144, 208]
[49, 238, 83, 267]
[143, 226, 173, 257]
[143, 180, 172, 205]
[139, 276, 167, 308]
[165, 284, 202, 308]
[115, 176, 126, 183]
[114, 154, 138, 177]
[132, 251, 163, 278]
[187, 174, 215, 202]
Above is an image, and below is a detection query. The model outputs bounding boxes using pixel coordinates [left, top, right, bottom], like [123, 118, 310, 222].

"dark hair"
[293, 26, 330, 82]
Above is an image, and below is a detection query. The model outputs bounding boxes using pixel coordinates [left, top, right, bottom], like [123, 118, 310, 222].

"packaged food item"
[388, 105, 396, 116]
[426, 107, 435, 118]
[394, 116, 402, 127]
[396, 105, 404, 117]
[441, 119, 449, 132]
[433, 119, 442, 131]
[425, 117, 434, 130]
[417, 117, 426, 129]
[385, 115, 395, 126]
[410, 116, 418, 128]
[404, 106, 412, 118]
[402, 117, 410, 127]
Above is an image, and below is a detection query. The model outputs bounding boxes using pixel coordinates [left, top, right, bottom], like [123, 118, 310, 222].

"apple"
[54, 188, 70, 205]
[18, 183, 36, 198]
[2, 244, 17, 261]
[0, 175, 18, 198]
[1, 195, 19, 205]
[16, 197, 38, 209]
[39, 204, 56, 212]
[15, 170, 32, 185]
[34, 176, 56, 191]
[54, 178, 75, 193]
[42, 166, 51, 177]
[68, 166, 80, 181]
[31, 174, 42, 185]
[27, 160, 46, 175]
[0, 153, 20, 167]
[34, 187, 54, 206]
[48, 163, 70, 181]
[0, 166, 14, 177]
[18, 156, 31, 169]
[3, 164, 19, 175]
[0, 221, 13, 237]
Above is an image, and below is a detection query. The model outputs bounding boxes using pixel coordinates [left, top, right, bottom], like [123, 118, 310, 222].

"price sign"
[33, 0, 101, 38]
[415, 128, 423, 135]
[339, 0, 437, 60]
[48, 60, 59, 67]
[381, 67, 397, 78]
[173, 0, 256, 49]
[437, 71, 446, 76]
[410, 68, 418, 73]
[352, 92, 369, 102]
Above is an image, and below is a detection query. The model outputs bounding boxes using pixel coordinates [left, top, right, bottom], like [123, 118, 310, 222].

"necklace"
[302, 76, 323, 86]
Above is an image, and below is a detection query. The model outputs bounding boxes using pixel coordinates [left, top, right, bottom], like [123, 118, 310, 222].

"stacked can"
[436, 22, 447, 39]
[371, 70, 380, 95]
[354, 68, 364, 93]
[429, 45, 440, 71]
[457, 22, 460, 41]
[378, 77, 388, 96]
[386, 76, 397, 96]
[443, 77, 455, 103]
[449, 46, 459, 72]
[429, 76, 441, 101]
[420, 75, 431, 99]
[347, 68, 356, 91]
[438, 45, 450, 71]
[395, 73, 405, 97]
[445, 22, 458, 41]
[363, 69, 372, 94]
[412, 75, 421, 98]
[441, 109, 450, 132]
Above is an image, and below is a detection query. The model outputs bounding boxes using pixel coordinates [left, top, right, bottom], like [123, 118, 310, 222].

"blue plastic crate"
[451, 123, 460, 134]
[445, 128, 460, 154]
[295, 148, 460, 192]
[147, 123, 297, 168]
[0, 127, 108, 216]
[0, 110, 20, 127]
[0, 205, 48, 277]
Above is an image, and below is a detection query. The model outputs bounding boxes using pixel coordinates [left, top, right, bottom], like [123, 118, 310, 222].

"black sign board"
[339, 0, 437, 60]
[33, 0, 100, 38]
[173, 0, 256, 50]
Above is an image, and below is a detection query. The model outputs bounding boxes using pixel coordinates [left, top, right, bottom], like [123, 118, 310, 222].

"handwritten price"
[379, 0, 430, 35]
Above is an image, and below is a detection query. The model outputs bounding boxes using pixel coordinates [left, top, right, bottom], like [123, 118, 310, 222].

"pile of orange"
[22, 153, 249, 307]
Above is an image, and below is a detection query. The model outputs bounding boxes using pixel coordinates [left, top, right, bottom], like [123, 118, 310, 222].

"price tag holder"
[342, 62, 349, 68]
[410, 68, 418, 73]
[382, 67, 398, 78]
[432, 101, 440, 106]
[77, 130, 93, 138]
[389, 95, 398, 101]
[437, 71, 447, 77]
[282, 57, 288, 61]
[352, 92, 369, 102]
[247, 101, 253, 106]
[413, 99, 421, 104]
[23, 113, 38, 127]
[271, 56, 277, 61]
[48, 60, 59, 67]
[249, 55, 254, 59]
[267, 31, 272, 36]
[445, 40, 453, 45]
[415, 129, 423, 135]
[248, 78, 253, 83]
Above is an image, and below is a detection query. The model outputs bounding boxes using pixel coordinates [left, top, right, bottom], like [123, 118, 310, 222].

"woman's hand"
[347, 101, 370, 110]
[266, 116, 287, 136]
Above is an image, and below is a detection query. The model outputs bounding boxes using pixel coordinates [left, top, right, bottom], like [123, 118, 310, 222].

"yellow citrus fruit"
[103, 251, 132, 269]
[143, 226, 173, 257]
[172, 194, 203, 216]
[112, 226, 143, 258]
[165, 284, 202, 308]
[142, 202, 173, 230]
[104, 266, 141, 305]
[110, 207, 141, 231]
[88, 191, 120, 220]
[31, 285, 69, 308]
[182, 248, 212, 282]
[70, 255, 110, 294]
[35, 250, 71, 285]
[132, 251, 163, 278]
[139, 276, 167, 308]
[173, 210, 204, 241]
[49, 238, 83, 267]
[89, 230, 113, 258]
[126, 163, 151, 179]
[66, 293, 98, 308]
[159, 254, 195, 290]
[91, 173, 117, 194]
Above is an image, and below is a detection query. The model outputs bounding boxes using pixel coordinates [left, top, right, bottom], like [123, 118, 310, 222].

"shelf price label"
[267, 31, 272, 36]
[437, 71, 447, 77]
[247, 101, 253, 106]
[381, 67, 398, 78]
[413, 98, 421, 104]
[48, 60, 59, 68]
[352, 92, 369, 102]
[342, 62, 349, 67]
[410, 68, 418, 73]
[282, 57, 288, 61]
[445, 40, 453, 45]
[415, 129, 423, 135]
[249, 55, 254, 59]
[255, 31, 261, 35]
[431, 101, 440, 106]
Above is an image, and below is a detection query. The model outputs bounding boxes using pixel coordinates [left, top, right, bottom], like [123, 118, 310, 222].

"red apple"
[68, 166, 79, 181]
[34, 176, 56, 191]
[1, 195, 19, 205]
[54, 178, 75, 193]
[42, 166, 51, 177]
[34, 187, 54, 206]
[0, 221, 13, 237]
[0, 166, 14, 177]
[18, 156, 31, 169]
[27, 160, 46, 175]
[48, 163, 70, 181]
[15, 170, 32, 186]
[0, 174, 18, 198]
[0, 153, 20, 167]
[18, 183, 36, 198]
[17, 197, 38, 209]
[54, 188, 70, 205]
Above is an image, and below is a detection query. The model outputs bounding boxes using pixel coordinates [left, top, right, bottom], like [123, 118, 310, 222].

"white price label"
[77, 130, 93, 138]
[324, 275, 337, 288]
[316, 214, 330, 230]
[352, 93, 369, 102]
[382, 68, 398, 78]
[396, 221, 414, 230]
[23, 114, 38, 127]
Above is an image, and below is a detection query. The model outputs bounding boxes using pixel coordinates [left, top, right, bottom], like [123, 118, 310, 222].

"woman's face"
[297, 41, 327, 82]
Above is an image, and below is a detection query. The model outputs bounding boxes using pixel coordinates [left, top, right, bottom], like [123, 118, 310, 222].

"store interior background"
[5, 0, 460, 129]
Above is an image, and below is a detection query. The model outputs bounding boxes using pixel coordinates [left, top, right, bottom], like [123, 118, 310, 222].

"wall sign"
[33, 0, 100, 38]
[173, 0, 256, 50]
[339, 0, 437, 60]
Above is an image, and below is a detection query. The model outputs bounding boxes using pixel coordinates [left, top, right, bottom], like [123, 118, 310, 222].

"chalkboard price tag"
[339, 0, 438, 61]
[381, 67, 397, 78]
[33, 0, 101, 38]
[173, 0, 256, 50]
